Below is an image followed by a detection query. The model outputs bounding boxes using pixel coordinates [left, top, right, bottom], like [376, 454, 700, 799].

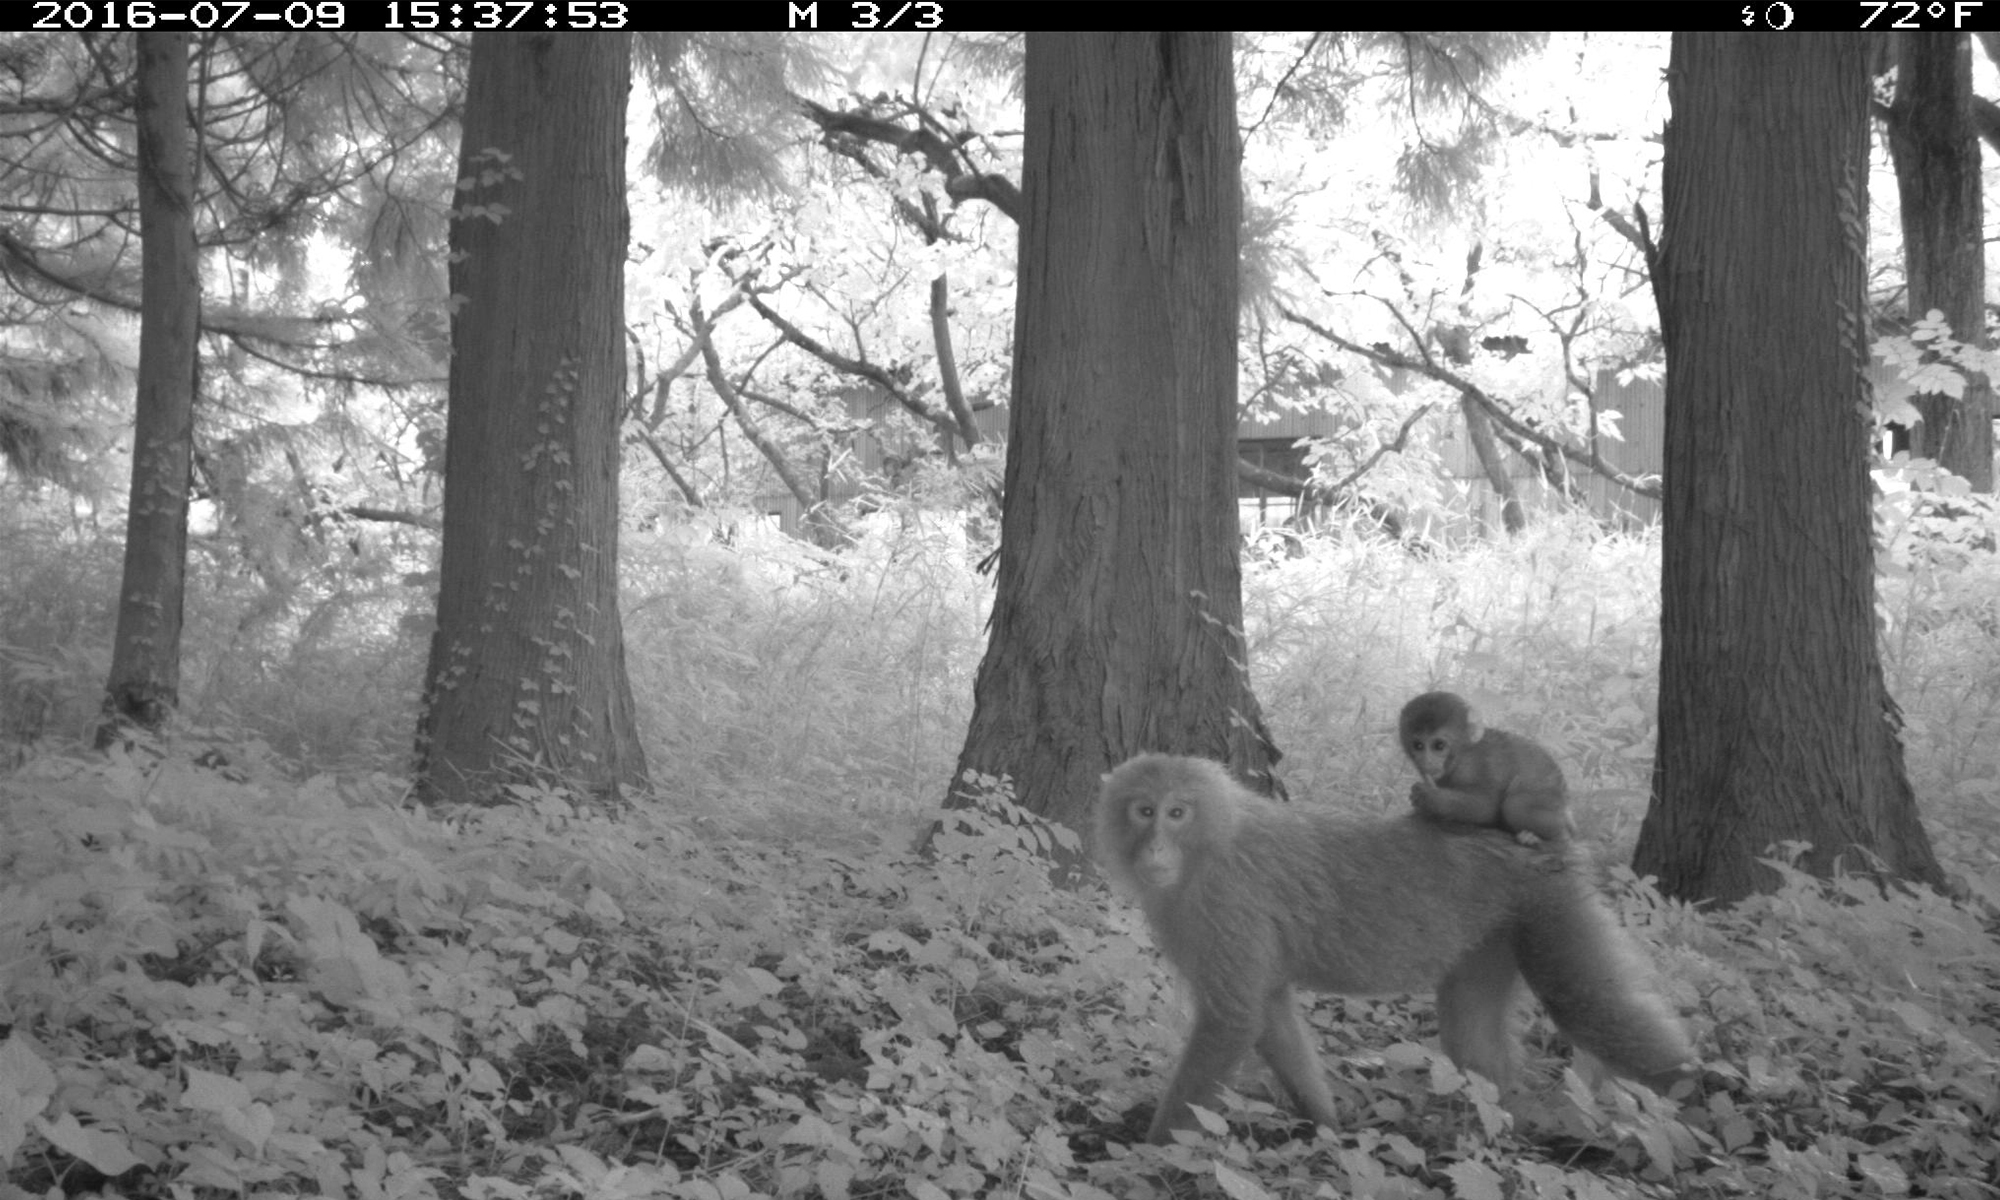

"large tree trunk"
[101, 33, 198, 744]
[417, 32, 648, 805]
[1887, 33, 1993, 491]
[1639, 33, 1945, 902]
[946, 32, 1282, 839]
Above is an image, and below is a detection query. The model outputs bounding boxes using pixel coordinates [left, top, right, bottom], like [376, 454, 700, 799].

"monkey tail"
[1512, 866, 1697, 1093]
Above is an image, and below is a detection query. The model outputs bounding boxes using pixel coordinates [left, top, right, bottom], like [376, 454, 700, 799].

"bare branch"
[695, 294, 831, 531]
[738, 289, 958, 435]
[796, 95, 1022, 222]
[637, 285, 746, 426]
[341, 504, 439, 530]
[630, 427, 705, 509]
[1279, 305, 1661, 501]
[1582, 169, 1660, 285]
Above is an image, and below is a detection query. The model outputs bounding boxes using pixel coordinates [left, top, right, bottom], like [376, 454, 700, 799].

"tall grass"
[6, 494, 1999, 875]
[1248, 512, 1665, 838]
[620, 511, 988, 827]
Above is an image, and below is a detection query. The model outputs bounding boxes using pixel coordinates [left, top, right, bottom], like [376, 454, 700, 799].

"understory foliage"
[5, 504, 2000, 1198]
[1, 742, 1997, 1200]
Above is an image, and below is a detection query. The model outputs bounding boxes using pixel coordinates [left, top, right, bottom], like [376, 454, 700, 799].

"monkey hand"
[1408, 780, 1442, 815]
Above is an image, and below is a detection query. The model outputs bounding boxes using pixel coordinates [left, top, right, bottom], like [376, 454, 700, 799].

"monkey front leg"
[1253, 985, 1340, 1132]
[1408, 779, 1503, 827]
[1148, 1005, 1261, 1143]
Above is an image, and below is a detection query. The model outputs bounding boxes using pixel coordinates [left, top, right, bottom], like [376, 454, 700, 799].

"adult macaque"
[1399, 691, 1575, 845]
[1096, 753, 1693, 1143]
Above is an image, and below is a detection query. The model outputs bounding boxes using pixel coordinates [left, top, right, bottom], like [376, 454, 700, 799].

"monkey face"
[1408, 733, 1456, 780]
[1398, 693, 1483, 783]
[1126, 797, 1191, 890]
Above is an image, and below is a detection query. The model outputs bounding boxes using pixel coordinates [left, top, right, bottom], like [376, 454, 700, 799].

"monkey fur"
[1096, 753, 1694, 1143]
[1399, 690, 1576, 845]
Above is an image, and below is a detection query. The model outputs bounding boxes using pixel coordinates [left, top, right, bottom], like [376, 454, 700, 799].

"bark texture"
[1887, 33, 1992, 491]
[417, 33, 647, 805]
[1640, 32, 1944, 901]
[948, 32, 1281, 839]
[102, 33, 198, 743]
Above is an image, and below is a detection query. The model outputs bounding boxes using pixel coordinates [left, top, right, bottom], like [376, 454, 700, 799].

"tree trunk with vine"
[417, 33, 648, 806]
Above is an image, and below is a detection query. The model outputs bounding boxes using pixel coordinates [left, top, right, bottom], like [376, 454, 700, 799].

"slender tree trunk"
[417, 32, 648, 805]
[1460, 392, 1525, 534]
[1887, 33, 1993, 491]
[1639, 33, 1944, 902]
[946, 32, 1282, 839]
[101, 33, 198, 744]
[930, 273, 979, 450]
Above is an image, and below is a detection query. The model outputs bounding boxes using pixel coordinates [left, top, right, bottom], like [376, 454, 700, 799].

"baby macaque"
[1399, 691, 1574, 845]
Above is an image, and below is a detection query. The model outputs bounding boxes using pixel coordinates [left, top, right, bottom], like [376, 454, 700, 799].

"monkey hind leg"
[1253, 985, 1340, 1132]
[1435, 933, 1525, 1092]
[1515, 876, 1696, 1094]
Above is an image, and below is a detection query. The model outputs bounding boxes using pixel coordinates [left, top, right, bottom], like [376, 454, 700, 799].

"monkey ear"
[1466, 714, 1486, 742]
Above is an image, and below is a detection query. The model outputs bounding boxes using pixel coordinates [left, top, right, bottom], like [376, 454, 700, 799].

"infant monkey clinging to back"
[1399, 690, 1575, 845]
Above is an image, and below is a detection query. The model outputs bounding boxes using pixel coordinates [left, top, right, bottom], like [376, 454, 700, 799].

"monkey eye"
[1165, 805, 1186, 820]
